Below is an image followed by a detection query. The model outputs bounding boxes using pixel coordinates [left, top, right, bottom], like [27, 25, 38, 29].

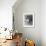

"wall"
[13, 0, 42, 46]
[0, 0, 16, 30]
[41, 0, 46, 46]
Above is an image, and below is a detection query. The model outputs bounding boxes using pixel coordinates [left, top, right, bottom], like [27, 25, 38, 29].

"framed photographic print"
[23, 12, 34, 27]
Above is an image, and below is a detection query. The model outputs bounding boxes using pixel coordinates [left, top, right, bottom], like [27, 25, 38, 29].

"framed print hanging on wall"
[23, 12, 34, 27]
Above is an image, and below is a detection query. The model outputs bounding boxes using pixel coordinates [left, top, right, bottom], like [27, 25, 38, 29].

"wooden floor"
[0, 39, 16, 46]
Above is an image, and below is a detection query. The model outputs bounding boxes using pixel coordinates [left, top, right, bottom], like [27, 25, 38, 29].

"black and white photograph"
[23, 13, 34, 27]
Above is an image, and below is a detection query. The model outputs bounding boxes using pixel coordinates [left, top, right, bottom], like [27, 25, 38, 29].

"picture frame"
[23, 12, 34, 27]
